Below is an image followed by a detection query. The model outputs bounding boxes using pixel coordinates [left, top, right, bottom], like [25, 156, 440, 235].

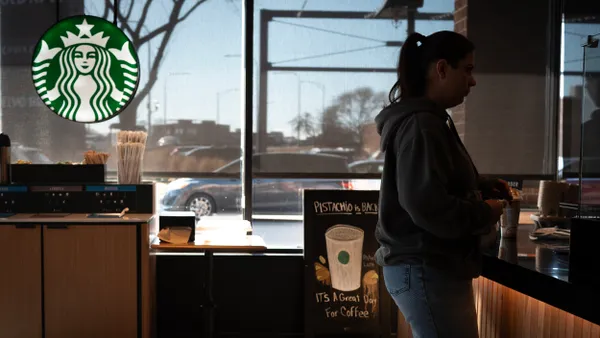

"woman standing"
[375, 30, 510, 338]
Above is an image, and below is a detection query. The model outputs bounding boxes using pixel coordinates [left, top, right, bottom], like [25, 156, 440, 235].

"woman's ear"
[435, 59, 448, 80]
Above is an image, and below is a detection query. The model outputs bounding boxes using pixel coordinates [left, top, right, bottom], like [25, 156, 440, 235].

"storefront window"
[0, 0, 570, 249]
[250, 0, 558, 248]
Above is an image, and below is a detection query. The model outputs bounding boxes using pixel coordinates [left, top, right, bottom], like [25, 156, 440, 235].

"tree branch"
[102, 0, 110, 20]
[138, 23, 171, 45]
[137, 0, 206, 45]
[178, 0, 208, 22]
[134, 0, 154, 37]
[124, 0, 135, 21]
[126, 1, 183, 123]
[117, 0, 208, 128]
[105, 0, 136, 38]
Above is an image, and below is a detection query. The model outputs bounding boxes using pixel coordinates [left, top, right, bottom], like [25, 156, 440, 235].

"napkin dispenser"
[159, 211, 196, 242]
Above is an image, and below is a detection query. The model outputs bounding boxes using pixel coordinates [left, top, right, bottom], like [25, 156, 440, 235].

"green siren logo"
[32, 16, 139, 123]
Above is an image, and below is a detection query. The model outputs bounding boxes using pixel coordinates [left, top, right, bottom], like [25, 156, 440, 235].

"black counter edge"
[482, 255, 599, 325]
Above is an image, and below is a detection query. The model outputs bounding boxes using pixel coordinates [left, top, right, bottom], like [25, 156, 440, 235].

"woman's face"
[73, 45, 97, 74]
[431, 52, 476, 108]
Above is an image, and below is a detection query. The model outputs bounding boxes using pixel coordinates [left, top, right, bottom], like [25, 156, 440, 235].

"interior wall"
[452, 0, 554, 175]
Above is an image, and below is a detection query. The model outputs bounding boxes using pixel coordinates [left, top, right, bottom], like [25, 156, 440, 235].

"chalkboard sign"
[303, 189, 391, 337]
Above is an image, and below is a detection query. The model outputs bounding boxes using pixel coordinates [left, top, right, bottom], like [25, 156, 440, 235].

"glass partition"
[579, 33, 600, 216]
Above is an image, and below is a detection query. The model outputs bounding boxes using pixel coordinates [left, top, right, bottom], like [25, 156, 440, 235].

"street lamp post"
[216, 88, 239, 124]
[224, 54, 259, 108]
[163, 72, 191, 124]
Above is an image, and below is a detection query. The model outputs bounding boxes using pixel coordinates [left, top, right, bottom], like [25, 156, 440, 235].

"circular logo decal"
[32, 15, 139, 123]
[337, 250, 350, 265]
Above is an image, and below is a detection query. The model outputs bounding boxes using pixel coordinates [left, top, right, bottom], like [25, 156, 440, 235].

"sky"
[80, 0, 600, 136]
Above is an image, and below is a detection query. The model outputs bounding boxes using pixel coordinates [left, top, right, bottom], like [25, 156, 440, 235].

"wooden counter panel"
[0, 225, 42, 338]
[43, 225, 137, 338]
[396, 277, 600, 338]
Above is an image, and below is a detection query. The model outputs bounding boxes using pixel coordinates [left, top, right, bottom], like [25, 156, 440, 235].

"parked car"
[369, 150, 385, 160]
[348, 159, 384, 174]
[182, 146, 241, 162]
[160, 152, 353, 217]
[157, 135, 179, 147]
[169, 145, 207, 157]
[309, 147, 357, 162]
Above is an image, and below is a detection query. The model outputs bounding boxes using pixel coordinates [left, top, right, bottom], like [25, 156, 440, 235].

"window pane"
[561, 75, 585, 177]
[564, 23, 600, 73]
[253, 3, 454, 177]
[560, 18, 600, 183]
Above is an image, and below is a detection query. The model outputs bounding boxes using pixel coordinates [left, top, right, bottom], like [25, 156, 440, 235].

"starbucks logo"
[338, 250, 350, 265]
[31, 15, 139, 123]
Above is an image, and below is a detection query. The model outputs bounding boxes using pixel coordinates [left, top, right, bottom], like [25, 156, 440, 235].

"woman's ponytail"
[389, 32, 426, 103]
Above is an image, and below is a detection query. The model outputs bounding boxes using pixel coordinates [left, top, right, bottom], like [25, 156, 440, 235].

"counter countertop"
[0, 213, 155, 224]
[151, 235, 267, 252]
[481, 212, 599, 325]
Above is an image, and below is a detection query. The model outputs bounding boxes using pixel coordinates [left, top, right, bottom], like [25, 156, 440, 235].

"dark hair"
[389, 30, 475, 103]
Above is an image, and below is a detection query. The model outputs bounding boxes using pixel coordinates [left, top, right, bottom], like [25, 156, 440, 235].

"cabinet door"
[43, 225, 137, 338]
[0, 225, 42, 338]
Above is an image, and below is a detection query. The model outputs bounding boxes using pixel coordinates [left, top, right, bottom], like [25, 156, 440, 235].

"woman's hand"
[494, 179, 513, 200]
[485, 199, 505, 224]
[480, 178, 513, 201]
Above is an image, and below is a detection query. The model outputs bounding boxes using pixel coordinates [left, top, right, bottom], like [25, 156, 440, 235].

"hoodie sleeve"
[394, 126, 494, 239]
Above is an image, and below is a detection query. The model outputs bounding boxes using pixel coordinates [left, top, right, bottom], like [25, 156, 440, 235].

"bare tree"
[101, 0, 207, 129]
[289, 112, 317, 142]
[319, 87, 386, 147]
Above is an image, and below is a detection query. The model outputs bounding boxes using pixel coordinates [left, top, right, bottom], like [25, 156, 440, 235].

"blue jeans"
[383, 263, 479, 338]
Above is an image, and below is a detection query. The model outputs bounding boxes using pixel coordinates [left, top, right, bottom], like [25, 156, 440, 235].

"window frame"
[134, 4, 561, 222]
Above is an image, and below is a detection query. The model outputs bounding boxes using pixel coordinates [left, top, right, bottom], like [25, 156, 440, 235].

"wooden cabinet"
[43, 225, 138, 338]
[0, 225, 43, 338]
[0, 222, 149, 338]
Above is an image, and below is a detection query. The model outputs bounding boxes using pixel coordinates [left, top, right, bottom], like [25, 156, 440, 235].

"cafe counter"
[396, 212, 600, 338]
[0, 213, 157, 338]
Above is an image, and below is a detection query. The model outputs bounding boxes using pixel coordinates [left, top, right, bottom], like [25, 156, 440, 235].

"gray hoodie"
[374, 98, 494, 278]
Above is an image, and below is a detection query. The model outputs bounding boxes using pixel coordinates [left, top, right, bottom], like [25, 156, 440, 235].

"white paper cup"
[325, 225, 364, 292]
[500, 200, 521, 238]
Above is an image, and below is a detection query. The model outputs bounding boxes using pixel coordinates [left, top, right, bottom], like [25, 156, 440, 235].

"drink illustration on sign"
[325, 225, 364, 291]
[315, 224, 379, 314]
[31, 16, 139, 123]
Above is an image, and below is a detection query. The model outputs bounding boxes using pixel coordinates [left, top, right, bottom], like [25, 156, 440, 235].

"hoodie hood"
[375, 98, 447, 152]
